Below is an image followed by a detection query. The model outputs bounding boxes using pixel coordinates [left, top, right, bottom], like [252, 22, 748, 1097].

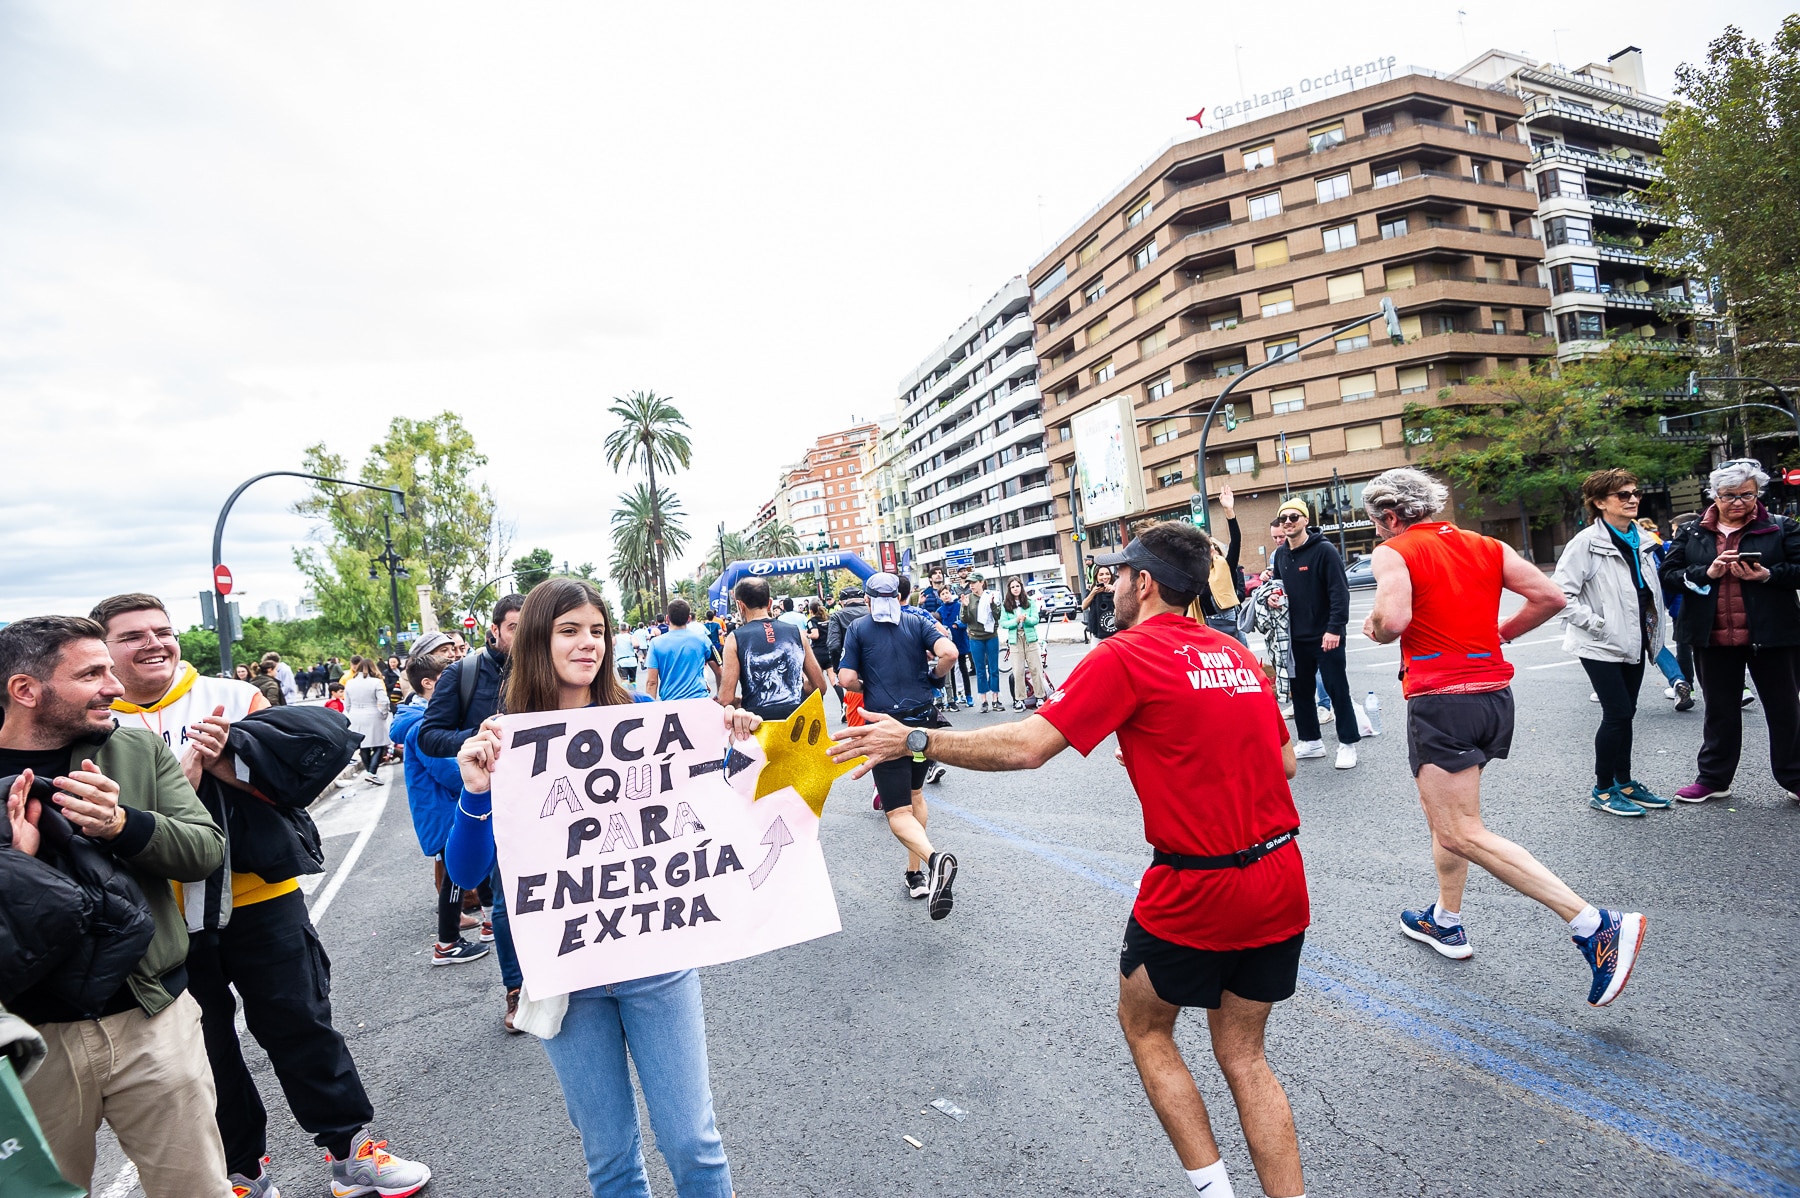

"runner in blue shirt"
[645, 599, 718, 700]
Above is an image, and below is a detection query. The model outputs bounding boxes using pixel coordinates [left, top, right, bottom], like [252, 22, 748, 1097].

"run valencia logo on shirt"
[1175, 646, 1263, 695]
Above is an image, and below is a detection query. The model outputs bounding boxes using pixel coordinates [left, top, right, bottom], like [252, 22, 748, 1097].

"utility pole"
[367, 508, 409, 657]
[1330, 467, 1349, 559]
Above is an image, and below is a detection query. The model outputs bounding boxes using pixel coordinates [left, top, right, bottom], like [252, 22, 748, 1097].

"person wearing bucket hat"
[1270, 497, 1362, 769]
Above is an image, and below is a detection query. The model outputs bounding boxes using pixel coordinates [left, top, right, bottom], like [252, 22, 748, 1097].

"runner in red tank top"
[1361, 467, 1648, 1008]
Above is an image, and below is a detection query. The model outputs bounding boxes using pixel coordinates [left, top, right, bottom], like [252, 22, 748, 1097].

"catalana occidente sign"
[1211, 55, 1400, 126]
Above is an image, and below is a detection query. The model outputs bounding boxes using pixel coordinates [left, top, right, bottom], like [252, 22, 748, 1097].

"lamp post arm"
[1662, 402, 1800, 442]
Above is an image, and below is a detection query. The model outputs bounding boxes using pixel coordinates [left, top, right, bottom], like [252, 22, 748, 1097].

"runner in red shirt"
[832, 520, 1307, 1198]
[1361, 467, 1647, 1008]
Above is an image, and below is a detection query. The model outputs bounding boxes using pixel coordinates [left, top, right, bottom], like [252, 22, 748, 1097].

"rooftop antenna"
[1552, 28, 1570, 67]
[1234, 45, 1247, 97]
[1457, 9, 1469, 59]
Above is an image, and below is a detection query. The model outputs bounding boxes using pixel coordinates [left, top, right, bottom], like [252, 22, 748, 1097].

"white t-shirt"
[110, 665, 264, 756]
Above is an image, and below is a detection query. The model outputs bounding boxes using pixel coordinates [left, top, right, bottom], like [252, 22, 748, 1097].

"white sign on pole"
[1072, 393, 1148, 523]
[489, 699, 841, 997]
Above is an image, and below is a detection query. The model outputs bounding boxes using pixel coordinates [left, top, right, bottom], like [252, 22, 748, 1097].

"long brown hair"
[501, 578, 631, 714]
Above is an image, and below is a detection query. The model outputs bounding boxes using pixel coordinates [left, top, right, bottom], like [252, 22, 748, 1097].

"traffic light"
[1381, 296, 1404, 345]
[1224, 404, 1239, 432]
[198, 590, 218, 631]
[1687, 370, 1700, 397]
[226, 601, 243, 643]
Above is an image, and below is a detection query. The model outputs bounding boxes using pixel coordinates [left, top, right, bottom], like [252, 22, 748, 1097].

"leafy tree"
[178, 615, 356, 677]
[752, 521, 800, 558]
[294, 413, 510, 644]
[610, 484, 688, 620]
[703, 532, 753, 577]
[1651, 18, 1800, 378]
[1405, 351, 1708, 538]
[603, 391, 692, 610]
[511, 547, 555, 592]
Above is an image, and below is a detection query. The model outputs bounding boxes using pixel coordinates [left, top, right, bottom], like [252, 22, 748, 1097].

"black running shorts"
[1119, 917, 1305, 1008]
[872, 755, 930, 810]
[1406, 688, 1515, 777]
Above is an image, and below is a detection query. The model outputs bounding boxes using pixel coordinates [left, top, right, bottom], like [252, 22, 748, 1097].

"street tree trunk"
[646, 442, 667, 613]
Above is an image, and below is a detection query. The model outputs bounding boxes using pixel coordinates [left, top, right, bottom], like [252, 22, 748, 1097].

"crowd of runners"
[5, 460, 1798, 1198]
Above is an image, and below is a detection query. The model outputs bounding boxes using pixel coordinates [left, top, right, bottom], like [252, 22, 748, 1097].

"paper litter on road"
[930, 1098, 967, 1121]
[902, 1135, 924, 1149]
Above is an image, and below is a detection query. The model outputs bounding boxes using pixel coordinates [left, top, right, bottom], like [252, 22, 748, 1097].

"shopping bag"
[0, 1058, 84, 1198]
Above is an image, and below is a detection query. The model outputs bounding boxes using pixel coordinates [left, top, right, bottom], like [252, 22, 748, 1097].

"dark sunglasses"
[1276, 513, 1306, 524]
[1611, 489, 1642, 501]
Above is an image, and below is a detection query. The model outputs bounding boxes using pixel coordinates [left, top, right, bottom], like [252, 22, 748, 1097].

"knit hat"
[1275, 498, 1311, 523]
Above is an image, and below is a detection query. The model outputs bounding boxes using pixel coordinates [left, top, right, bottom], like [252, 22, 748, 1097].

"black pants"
[436, 857, 492, 942]
[358, 746, 381, 774]
[187, 889, 373, 1175]
[1579, 657, 1646, 788]
[1291, 637, 1360, 744]
[1693, 644, 1800, 791]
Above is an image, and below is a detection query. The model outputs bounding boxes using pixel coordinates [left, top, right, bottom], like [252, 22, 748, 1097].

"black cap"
[1095, 539, 1200, 594]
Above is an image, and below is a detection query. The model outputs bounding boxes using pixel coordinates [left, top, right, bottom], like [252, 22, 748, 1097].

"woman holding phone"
[448, 577, 759, 1198]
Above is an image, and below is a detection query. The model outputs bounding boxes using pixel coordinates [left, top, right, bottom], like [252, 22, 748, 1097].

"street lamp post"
[212, 471, 407, 680]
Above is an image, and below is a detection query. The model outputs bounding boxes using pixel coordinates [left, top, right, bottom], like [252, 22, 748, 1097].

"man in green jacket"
[1, 616, 233, 1198]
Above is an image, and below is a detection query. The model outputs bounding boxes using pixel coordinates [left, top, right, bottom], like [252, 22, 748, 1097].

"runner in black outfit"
[718, 577, 828, 720]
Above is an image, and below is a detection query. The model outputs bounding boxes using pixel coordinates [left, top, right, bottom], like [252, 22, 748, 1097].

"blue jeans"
[489, 865, 522, 990]
[1654, 645, 1686, 686]
[968, 637, 1000, 695]
[541, 969, 732, 1198]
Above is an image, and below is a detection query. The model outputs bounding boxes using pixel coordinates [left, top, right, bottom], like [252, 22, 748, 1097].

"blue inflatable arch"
[708, 552, 877, 615]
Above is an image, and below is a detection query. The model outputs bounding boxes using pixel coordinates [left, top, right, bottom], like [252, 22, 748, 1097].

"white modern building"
[257, 599, 291, 622]
[898, 278, 1058, 585]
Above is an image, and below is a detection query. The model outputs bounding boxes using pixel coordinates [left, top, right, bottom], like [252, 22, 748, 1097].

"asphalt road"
[94, 597, 1800, 1198]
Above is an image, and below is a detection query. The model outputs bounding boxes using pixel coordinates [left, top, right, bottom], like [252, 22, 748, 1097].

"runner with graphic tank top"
[1361, 468, 1647, 1007]
[717, 576, 828, 720]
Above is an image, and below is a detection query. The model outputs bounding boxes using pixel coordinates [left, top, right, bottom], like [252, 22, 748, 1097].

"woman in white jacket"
[1552, 469, 1673, 817]
[344, 657, 392, 784]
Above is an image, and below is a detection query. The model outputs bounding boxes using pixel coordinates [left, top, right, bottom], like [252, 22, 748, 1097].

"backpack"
[459, 647, 487, 713]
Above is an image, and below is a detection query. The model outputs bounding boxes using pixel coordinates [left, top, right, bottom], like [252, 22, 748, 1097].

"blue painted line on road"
[932, 800, 1797, 1198]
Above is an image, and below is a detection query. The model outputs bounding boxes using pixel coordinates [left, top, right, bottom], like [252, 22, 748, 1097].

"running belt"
[1151, 828, 1298, 871]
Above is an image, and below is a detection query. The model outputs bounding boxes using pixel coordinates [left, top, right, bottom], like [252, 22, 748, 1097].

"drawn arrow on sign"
[747, 817, 794, 890]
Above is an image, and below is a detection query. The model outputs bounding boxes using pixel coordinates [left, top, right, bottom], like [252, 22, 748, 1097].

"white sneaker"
[1335, 744, 1358, 770]
[363, 772, 385, 785]
[1294, 740, 1327, 759]
[1589, 692, 1600, 703]
[1663, 687, 1677, 700]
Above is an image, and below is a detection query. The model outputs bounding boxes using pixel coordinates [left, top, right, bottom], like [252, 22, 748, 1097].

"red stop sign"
[213, 564, 233, 595]
[463, 616, 478, 630]
[1785, 469, 1800, 486]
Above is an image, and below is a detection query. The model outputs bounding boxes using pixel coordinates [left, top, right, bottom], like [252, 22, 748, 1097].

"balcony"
[1588, 193, 1666, 226]
[1517, 64, 1656, 107]
[1596, 242, 1653, 266]
[1522, 97, 1665, 150]
[1532, 143, 1662, 183]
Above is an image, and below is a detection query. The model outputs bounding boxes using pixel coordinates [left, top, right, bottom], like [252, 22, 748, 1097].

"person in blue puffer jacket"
[392, 650, 492, 968]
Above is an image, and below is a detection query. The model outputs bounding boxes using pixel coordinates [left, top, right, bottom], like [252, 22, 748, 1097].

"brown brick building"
[1029, 72, 1557, 580]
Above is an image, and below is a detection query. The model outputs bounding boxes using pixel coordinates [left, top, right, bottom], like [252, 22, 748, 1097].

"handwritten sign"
[490, 699, 841, 997]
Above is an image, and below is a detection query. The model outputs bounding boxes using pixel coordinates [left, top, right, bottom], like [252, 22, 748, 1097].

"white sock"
[1569, 905, 1602, 939]
[1185, 1159, 1235, 1196]
[1433, 905, 1461, 928]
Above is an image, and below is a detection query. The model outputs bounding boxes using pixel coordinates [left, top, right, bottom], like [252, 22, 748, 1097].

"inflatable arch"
[707, 552, 877, 615]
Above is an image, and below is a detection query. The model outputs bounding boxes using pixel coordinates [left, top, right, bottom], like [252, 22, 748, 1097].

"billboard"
[1072, 393, 1147, 523]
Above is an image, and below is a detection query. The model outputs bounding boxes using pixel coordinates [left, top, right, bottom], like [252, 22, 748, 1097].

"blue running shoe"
[1590, 785, 1646, 817]
[1400, 903, 1472, 959]
[1574, 909, 1647, 1007]
[1614, 780, 1671, 809]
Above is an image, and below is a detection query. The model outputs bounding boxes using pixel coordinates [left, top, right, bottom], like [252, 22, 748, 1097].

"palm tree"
[753, 520, 801, 558]
[603, 390, 692, 610]
[610, 484, 689, 617]
[706, 531, 753, 576]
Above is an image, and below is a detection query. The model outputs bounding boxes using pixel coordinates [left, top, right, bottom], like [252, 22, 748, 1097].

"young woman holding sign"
[448, 577, 759, 1198]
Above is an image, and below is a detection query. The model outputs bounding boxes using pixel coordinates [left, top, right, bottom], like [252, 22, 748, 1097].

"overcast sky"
[1, 1, 1774, 628]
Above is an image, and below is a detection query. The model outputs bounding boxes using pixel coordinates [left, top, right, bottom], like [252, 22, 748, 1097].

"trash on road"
[930, 1098, 967, 1121]
[902, 1135, 923, 1149]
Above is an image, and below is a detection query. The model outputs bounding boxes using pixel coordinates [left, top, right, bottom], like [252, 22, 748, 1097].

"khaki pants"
[24, 991, 233, 1198]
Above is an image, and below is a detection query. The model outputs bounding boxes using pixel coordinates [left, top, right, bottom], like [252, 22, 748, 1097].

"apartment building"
[860, 415, 914, 570]
[1028, 71, 1556, 572]
[898, 278, 1057, 585]
[775, 422, 881, 558]
[1458, 47, 1701, 358]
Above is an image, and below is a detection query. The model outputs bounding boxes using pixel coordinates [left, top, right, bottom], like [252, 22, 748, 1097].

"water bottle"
[1364, 690, 1383, 736]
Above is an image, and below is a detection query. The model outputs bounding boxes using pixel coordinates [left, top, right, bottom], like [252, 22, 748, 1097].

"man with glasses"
[1269, 498, 1362, 769]
[1661, 459, 1800, 803]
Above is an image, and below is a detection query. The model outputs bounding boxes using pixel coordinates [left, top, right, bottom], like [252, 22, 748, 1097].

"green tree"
[179, 615, 356, 677]
[610, 484, 688, 620]
[752, 521, 800, 558]
[704, 532, 752, 576]
[1651, 18, 1800, 378]
[511, 547, 555, 592]
[1405, 351, 1707, 538]
[603, 391, 692, 611]
[294, 413, 509, 645]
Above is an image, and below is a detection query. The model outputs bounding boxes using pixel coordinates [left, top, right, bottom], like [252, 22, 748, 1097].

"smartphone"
[1736, 552, 1762, 561]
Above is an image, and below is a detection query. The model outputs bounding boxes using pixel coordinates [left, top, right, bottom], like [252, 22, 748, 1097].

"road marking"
[1525, 659, 1581, 670]
[310, 780, 391, 923]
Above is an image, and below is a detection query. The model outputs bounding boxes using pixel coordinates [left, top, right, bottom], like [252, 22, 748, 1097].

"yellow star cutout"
[751, 689, 863, 817]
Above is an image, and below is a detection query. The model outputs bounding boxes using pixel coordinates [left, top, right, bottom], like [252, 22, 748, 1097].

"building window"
[1537, 169, 1585, 200]
[1327, 272, 1366, 304]
[1405, 425, 1435, 445]
[1208, 310, 1240, 331]
[1346, 423, 1384, 452]
[1132, 240, 1159, 270]
[1385, 263, 1416, 289]
[1379, 216, 1408, 239]
[1471, 163, 1485, 184]
[1557, 311, 1606, 340]
[1213, 356, 1247, 378]
[1335, 330, 1371, 353]
[1134, 282, 1162, 317]
[1308, 121, 1346, 152]
[1033, 263, 1068, 303]
[1086, 315, 1109, 345]
[1492, 319, 1508, 335]
[1374, 166, 1402, 188]
[1148, 374, 1174, 401]
[1057, 423, 1073, 441]
[1259, 288, 1294, 318]
[1551, 263, 1601, 294]
[1316, 173, 1351, 203]
[1139, 326, 1170, 357]
[1248, 190, 1282, 221]
[1149, 418, 1183, 446]
[1126, 194, 1154, 227]
[1544, 215, 1592, 247]
[1157, 467, 1185, 488]
[1398, 366, 1430, 393]
[1253, 238, 1290, 269]
[1225, 453, 1258, 474]
[1323, 222, 1358, 252]
[1339, 372, 1377, 402]
[1093, 358, 1115, 384]
[1271, 385, 1306, 414]
[1280, 435, 1312, 462]
[1084, 279, 1107, 305]
[1078, 235, 1099, 265]
[1264, 336, 1299, 363]
[1243, 142, 1275, 171]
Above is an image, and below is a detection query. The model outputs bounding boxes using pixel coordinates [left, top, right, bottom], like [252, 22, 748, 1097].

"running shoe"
[1663, 686, 1676, 700]
[1742, 688, 1756, 707]
[926, 763, 947, 785]
[329, 1134, 431, 1198]
[1614, 780, 1671, 809]
[1573, 909, 1647, 1007]
[1673, 680, 1695, 711]
[1012, 699, 1025, 711]
[362, 772, 386, 786]
[1294, 740, 1327, 759]
[1674, 781, 1729, 803]
[926, 851, 957, 921]
[431, 939, 490, 966]
[904, 870, 927, 899]
[478, 918, 495, 943]
[1589, 786, 1645, 817]
[1589, 692, 1599, 703]
[230, 1160, 281, 1198]
[1399, 904, 1472, 960]
[504, 987, 522, 1034]
[1334, 744, 1358, 770]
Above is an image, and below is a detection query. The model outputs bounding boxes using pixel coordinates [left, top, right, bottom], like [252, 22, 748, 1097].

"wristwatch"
[905, 728, 930, 760]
